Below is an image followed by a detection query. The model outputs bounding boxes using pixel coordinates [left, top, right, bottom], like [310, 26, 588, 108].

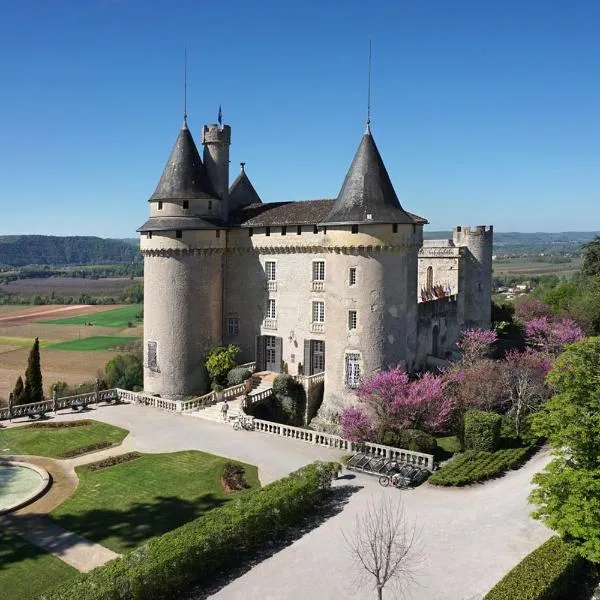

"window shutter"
[304, 340, 311, 375]
[321, 341, 325, 371]
[275, 337, 283, 373]
[255, 336, 265, 371]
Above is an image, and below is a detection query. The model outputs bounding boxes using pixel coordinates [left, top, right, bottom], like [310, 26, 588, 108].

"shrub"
[226, 367, 251, 387]
[272, 374, 306, 426]
[464, 409, 502, 451]
[484, 536, 585, 600]
[41, 462, 338, 600]
[205, 345, 240, 389]
[429, 446, 534, 486]
[221, 462, 250, 492]
[379, 429, 438, 454]
[85, 452, 142, 472]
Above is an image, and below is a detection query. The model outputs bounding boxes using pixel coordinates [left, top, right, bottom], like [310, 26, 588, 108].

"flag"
[218, 105, 222, 126]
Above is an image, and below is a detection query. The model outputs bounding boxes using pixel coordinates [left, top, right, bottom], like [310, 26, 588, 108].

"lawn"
[0, 531, 77, 600]
[47, 336, 139, 351]
[49, 451, 260, 553]
[40, 305, 143, 328]
[0, 420, 128, 458]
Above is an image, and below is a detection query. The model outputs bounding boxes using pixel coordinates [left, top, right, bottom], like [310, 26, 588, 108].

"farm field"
[40, 304, 142, 328]
[0, 304, 142, 401]
[1, 276, 142, 295]
[492, 256, 581, 279]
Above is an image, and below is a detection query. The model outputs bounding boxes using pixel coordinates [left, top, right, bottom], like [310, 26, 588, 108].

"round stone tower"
[138, 117, 227, 399]
[453, 225, 493, 329]
[202, 123, 231, 220]
[317, 126, 426, 417]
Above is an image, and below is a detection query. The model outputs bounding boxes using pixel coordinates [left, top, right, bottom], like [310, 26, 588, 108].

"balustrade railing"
[310, 322, 325, 333]
[115, 389, 179, 411]
[245, 386, 273, 407]
[292, 372, 325, 389]
[238, 361, 257, 373]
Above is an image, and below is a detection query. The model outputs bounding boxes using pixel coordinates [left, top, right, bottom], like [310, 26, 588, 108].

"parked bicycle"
[232, 415, 255, 431]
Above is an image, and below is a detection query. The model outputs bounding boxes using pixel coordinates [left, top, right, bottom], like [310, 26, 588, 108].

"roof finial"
[240, 162, 246, 172]
[183, 46, 188, 126]
[366, 39, 372, 132]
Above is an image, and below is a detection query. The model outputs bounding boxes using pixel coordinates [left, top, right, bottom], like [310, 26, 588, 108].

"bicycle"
[232, 415, 255, 431]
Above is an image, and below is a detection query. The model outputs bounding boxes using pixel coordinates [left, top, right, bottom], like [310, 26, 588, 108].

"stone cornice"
[418, 247, 463, 258]
[141, 248, 225, 257]
[226, 244, 421, 255]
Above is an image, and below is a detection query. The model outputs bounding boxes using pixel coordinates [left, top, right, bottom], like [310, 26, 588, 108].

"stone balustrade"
[238, 361, 257, 373]
[115, 389, 179, 411]
[251, 418, 434, 471]
[245, 387, 273, 407]
[292, 372, 325, 389]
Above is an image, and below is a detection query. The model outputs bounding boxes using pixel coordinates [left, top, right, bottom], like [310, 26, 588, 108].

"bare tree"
[343, 495, 419, 600]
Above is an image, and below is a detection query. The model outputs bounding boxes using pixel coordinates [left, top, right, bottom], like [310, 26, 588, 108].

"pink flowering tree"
[514, 298, 553, 323]
[341, 367, 452, 440]
[457, 329, 498, 363]
[502, 349, 553, 438]
[525, 317, 584, 354]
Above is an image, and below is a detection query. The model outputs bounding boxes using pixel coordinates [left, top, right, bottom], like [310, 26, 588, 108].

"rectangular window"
[297, 226, 302, 235]
[208, 200, 213, 210]
[345, 352, 361, 388]
[227, 317, 239, 336]
[349, 267, 356, 286]
[183, 200, 189, 209]
[323, 226, 327, 234]
[147, 232, 152, 239]
[216, 229, 221, 238]
[393, 223, 398, 233]
[147, 341, 157, 370]
[348, 310, 357, 330]
[176, 230, 182, 238]
[158, 201, 163, 210]
[249, 227, 253, 237]
[267, 299, 276, 319]
[312, 261, 325, 281]
[265, 261, 276, 281]
[266, 226, 271, 236]
[351, 225, 358, 234]
[313, 225, 318, 234]
[312, 301, 325, 323]
[312, 340, 325, 373]
[281, 226, 287, 236]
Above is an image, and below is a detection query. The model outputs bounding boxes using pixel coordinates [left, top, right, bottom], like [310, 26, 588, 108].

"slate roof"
[229, 199, 426, 227]
[149, 120, 217, 202]
[322, 128, 420, 225]
[137, 216, 219, 232]
[229, 166, 262, 210]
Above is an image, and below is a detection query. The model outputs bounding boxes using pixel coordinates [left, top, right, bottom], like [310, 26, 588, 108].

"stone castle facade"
[138, 113, 493, 417]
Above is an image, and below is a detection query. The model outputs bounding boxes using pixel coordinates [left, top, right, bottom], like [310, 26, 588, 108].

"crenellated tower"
[202, 123, 231, 220]
[453, 225, 493, 329]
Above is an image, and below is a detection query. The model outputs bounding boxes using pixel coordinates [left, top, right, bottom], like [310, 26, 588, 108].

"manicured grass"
[49, 451, 260, 553]
[40, 305, 142, 328]
[0, 531, 77, 600]
[429, 445, 535, 486]
[434, 435, 461, 462]
[47, 336, 139, 351]
[0, 420, 128, 458]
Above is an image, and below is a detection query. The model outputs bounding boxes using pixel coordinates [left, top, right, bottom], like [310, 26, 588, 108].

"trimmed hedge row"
[379, 429, 438, 454]
[58, 440, 114, 458]
[226, 367, 251, 386]
[40, 461, 338, 600]
[429, 446, 533, 486]
[27, 420, 93, 429]
[464, 409, 501, 452]
[85, 452, 142, 472]
[484, 536, 585, 600]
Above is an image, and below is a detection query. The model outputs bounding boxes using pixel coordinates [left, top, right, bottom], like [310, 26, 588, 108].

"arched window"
[432, 324, 440, 356]
[426, 266, 434, 292]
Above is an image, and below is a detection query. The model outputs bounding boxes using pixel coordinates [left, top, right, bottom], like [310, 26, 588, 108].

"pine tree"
[12, 376, 25, 405]
[24, 338, 43, 404]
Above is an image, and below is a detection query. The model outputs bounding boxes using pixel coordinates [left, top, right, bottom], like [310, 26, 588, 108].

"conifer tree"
[12, 376, 25, 406]
[23, 338, 43, 404]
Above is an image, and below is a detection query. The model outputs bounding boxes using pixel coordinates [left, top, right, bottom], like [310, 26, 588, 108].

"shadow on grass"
[0, 530, 51, 572]
[6, 493, 226, 555]
[186, 483, 363, 600]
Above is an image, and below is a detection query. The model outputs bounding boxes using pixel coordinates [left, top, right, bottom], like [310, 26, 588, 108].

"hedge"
[464, 409, 502, 452]
[429, 446, 533, 486]
[484, 536, 585, 600]
[226, 367, 252, 387]
[40, 461, 338, 600]
[379, 429, 437, 454]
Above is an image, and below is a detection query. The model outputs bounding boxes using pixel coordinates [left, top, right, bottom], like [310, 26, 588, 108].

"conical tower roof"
[321, 127, 416, 225]
[229, 164, 262, 210]
[149, 120, 216, 201]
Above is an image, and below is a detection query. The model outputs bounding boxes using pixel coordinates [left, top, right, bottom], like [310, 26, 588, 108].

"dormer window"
[393, 224, 398, 233]
[183, 200, 189, 209]
[158, 201, 163, 210]
[208, 200, 213, 211]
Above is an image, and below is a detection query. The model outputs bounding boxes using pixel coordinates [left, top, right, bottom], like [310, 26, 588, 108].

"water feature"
[0, 461, 50, 513]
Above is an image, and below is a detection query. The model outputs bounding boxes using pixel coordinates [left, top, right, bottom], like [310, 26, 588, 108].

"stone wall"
[416, 295, 460, 368]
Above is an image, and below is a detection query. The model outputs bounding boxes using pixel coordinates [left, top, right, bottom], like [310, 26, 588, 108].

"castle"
[138, 113, 493, 418]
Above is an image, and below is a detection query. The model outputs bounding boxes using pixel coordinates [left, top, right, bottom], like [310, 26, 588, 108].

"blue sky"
[1, 0, 599, 237]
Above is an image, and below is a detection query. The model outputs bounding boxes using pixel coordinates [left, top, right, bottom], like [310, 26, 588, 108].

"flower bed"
[58, 441, 114, 459]
[221, 462, 250, 492]
[84, 452, 142, 472]
[26, 420, 93, 429]
[429, 445, 535, 486]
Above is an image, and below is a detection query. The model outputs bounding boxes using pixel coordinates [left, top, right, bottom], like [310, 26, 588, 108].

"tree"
[12, 376, 25, 406]
[205, 345, 240, 390]
[105, 353, 142, 391]
[582, 235, 600, 278]
[502, 349, 553, 438]
[525, 316, 584, 354]
[340, 406, 373, 442]
[343, 496, 419, 599]
[529, 337, 600, 562]
[513, 297, 552, 323]
[23, 337, 43, 404]
[456, 329, 497, 364]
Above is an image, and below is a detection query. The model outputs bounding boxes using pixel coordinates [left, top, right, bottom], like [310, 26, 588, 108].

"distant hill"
[0, 236, 142, 267]
[424, 231, 599, 255]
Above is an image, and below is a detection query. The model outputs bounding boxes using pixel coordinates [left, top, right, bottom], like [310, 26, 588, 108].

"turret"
[453, 225, 493, 329]
[202, 122, 231, 220]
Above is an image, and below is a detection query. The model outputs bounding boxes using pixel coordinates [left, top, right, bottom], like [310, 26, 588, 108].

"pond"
[0, 461, 50, 513]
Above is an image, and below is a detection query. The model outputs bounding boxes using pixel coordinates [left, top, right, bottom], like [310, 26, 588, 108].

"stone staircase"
[187, 397, 243, 424]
